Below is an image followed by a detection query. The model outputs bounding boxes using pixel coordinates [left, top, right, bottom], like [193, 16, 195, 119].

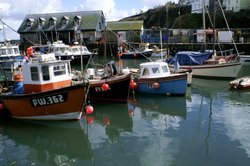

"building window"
[50, 17, 57, 26]
[38, 18, 45, 27]
[74, 16, 81, 26]
[62, 16, 69, 26]
[26, 18, 34, 27]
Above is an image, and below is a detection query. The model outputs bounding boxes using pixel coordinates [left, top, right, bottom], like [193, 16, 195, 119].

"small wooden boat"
[132, 61, 188, 95]
[0, 52, 89, 120]
[229, 76, 250, 90]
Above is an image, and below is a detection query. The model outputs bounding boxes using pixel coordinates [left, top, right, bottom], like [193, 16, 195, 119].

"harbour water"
[1, 59, 250, 166]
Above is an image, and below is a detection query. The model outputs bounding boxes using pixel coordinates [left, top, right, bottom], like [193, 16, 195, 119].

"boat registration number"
[31, 92, 68, 107]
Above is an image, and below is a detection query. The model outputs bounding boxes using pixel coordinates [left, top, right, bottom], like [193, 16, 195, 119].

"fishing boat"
[131, 61, 188, 95]
[118, 43, 153, 59]
[73, 61, 132, 102]
[0, 51, 89, 120]
[72, 25, 132, 102]
[0, 42, 24, 69]
[70, 42, 97, 65]
[229, 76, 250, 90]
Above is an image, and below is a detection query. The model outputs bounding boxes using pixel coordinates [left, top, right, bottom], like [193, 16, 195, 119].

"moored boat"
[73, 61, 132, 102]
[0, 51, 89, 120]
[168, 51, 242, 80]
[0, 42, 24, 69]
[132, 61, 188, 96]
[229, 76, 250, 90]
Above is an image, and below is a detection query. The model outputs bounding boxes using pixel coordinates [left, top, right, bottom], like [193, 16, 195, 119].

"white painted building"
[181, 0, 250, 13]
[223, 0, 250, 12]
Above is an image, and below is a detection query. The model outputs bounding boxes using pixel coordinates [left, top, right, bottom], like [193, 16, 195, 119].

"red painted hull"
[0, 83, 89, 120]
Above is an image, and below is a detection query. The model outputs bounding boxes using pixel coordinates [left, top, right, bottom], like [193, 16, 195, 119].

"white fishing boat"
[0, 42, 23, 69]
[132, 61, 188, 95]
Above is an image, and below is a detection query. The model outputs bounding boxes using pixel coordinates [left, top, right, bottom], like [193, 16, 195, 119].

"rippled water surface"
[1, 60, 250, 166]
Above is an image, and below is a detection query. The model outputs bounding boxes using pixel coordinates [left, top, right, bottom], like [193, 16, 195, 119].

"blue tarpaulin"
[167, 51, 213, 66]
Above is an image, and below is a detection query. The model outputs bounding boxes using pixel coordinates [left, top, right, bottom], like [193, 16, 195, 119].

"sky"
[0, 0, 178, 41]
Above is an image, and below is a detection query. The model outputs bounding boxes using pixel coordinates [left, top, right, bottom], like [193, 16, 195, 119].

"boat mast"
[212, 0, 216, 56]
[217, 0, 239, 57]
[202, 0, 206, 51]
[166, 3, 169, 58]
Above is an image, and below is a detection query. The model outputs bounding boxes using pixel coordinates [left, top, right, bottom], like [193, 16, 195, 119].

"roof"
[107, 20, 143, 31]
[18, 11, 105, 33]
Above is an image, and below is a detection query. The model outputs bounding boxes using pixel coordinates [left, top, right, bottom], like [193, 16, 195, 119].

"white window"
[142, 68, 149, 76]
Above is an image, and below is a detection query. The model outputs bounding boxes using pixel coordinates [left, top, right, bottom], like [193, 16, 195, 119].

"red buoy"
[130, 80, 138, 89]
[85, 105, 94, 114]
[101, 83, 109, 91]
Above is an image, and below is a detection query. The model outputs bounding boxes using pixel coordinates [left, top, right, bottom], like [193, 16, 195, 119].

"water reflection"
[85, 103, 133, 143]
[129, 93, 187, 118]
[0, 118, 93, 165]
[128, 93, 187, 132]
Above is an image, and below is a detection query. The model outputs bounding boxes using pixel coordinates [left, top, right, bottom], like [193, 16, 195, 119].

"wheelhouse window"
[152, 67, 160, 74]
[41, 65, 50, 81]
[53, 64, 66, 76]
[162, 65, 169, 73]
[142, 68, 149, 76]
[30, 67, 39, 81]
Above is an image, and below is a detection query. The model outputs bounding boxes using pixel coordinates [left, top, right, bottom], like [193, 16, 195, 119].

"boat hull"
[171, 62, 242, 80]
[229, 77, 250, 90]
[121, 51, 152, 59]
[88, 73, 131, 102]
[136, 73, 188, 95]
[0, 83, 88, 120]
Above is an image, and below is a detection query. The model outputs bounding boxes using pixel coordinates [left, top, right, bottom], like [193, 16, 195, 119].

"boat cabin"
[0, 44, 20, 57]
[48, 41, 73, 57]
[139, 62, 171, 78]
[21, 53, 72, 93]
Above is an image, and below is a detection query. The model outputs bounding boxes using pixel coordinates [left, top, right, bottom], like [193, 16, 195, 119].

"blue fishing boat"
[132, 61, 188, 96]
